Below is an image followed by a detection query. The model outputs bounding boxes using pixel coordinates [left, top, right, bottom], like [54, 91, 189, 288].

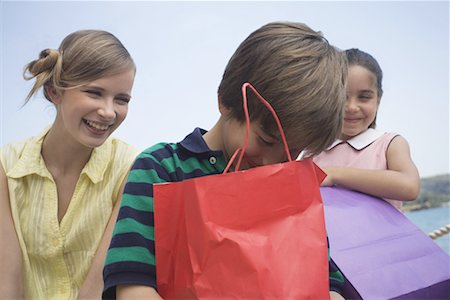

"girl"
[314, 48, 420, 210]
[0, 30, 139, 299]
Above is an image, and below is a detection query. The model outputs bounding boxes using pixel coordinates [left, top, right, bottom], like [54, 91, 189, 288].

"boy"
[103, 21, 347, 299]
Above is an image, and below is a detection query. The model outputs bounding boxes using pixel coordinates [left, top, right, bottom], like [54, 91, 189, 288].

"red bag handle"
[224, 82, 292, 173]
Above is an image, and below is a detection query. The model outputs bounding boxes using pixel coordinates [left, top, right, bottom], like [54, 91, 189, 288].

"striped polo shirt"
[103, 128, 344, 298]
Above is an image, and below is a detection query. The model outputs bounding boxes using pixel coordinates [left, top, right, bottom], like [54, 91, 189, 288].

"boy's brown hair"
[218, 21, 347, 157]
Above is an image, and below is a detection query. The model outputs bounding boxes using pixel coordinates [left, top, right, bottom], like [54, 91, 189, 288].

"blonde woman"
[0, 30, 139, 299]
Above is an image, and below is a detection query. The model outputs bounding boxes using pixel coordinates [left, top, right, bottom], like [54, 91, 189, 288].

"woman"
[0, 29, 139, 299]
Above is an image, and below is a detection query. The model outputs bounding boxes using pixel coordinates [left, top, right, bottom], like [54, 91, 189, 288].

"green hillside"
[403, 174, 450, 211]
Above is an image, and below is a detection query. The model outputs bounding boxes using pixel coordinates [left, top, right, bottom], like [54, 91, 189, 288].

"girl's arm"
[322, 136, 420, 201]
[77, 180, 126, 300]
[0, 163, 24, 299]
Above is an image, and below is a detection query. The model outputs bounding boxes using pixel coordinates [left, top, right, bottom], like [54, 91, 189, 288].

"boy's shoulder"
[137, 141, 179, 161]
[136, 128, 210, 161]
[128, 128, 225, 183]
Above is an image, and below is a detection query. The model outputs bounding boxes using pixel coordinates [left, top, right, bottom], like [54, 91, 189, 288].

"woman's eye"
[85, 90, 101, 97]
[115, 97, 130, 105]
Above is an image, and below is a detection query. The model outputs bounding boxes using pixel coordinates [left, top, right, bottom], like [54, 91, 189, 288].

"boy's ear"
[45, 85, 62, 104]
[218, 96, 232, 117]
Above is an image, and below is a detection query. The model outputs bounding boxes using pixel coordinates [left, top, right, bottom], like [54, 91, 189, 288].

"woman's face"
[52, 69, 135, 149]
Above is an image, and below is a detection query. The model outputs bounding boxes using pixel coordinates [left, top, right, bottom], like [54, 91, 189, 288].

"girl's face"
[341, 65, 380, 140]
[52, 69, 135, 149]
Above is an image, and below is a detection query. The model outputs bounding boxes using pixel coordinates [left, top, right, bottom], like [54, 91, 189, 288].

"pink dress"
[313, 128, 402, 209]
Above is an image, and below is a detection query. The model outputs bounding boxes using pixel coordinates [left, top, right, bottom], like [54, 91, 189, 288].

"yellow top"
[0, 128, 139, 299]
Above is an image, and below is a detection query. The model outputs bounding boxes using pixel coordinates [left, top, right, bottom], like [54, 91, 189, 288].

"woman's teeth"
[85, 120, 109, 130]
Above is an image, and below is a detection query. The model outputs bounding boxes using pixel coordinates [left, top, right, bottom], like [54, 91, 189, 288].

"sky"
[1, 1, 449, 178]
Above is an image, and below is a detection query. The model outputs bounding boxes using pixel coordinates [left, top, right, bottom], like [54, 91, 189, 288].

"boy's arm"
[117, 285, 162, 300]
[103, 150, 169, 299]
[322, 136, 420, 201]
[0, 163, 24, 299]
[330, 291, 345, 300]
[328, 245, 345, 297]
[77, 180, 126, 299]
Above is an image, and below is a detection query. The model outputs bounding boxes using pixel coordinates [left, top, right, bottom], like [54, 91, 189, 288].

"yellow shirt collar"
[7, 127, 112, 184]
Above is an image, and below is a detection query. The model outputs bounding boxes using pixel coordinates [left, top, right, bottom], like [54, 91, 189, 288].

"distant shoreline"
[403, 201, 450, 213]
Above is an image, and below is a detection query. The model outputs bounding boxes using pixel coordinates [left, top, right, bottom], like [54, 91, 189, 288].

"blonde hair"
[24, 29, 135, 103]
[218, 21, 347, 157]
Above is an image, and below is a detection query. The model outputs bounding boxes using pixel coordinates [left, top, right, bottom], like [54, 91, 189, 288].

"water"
[405, 205, 450, 254]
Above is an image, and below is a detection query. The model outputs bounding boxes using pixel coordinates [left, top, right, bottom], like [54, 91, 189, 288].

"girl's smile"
[341, 65, 379, 140]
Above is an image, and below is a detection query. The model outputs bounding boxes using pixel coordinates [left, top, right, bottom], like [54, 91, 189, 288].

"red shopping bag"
[154, 83, 329, 299]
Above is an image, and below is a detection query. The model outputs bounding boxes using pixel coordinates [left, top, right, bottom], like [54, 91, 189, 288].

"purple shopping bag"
[321, 187, 450, 299]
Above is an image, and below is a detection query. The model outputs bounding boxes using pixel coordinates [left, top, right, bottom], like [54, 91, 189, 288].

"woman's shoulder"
[0, 136, 38, 170]
[104, 137, 140, 164]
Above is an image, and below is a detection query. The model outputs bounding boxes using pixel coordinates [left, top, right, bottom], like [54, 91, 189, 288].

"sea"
[405, 205, 450, 255]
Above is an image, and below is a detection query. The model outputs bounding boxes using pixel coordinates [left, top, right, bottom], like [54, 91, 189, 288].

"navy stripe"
[150, 144, 179, 161]
[131, 156, 161, 170]
[117, 206, 154, 226]
[131, 157, 176, 182]
[124, 182, 153, 196]
[132, 157, 218, 183]
[110, 232, 155, 251]
[104, 261, 156, 279]
[103, 262, 157, 299]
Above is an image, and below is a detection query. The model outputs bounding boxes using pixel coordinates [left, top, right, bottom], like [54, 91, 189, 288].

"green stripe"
[121, 193, 154, 212]
[328, 246, 344, 283]
[128, 168, 165, 184]
[160, 155, 215, 174]
[113, 218, 154, 241]
[105, 246, 155, 266]
[139, 142, 227, 175]
[139, 149, 220, 175]
[330, 270, 345, 283]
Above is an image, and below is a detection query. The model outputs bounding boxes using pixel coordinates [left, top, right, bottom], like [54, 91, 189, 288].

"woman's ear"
[45, 85, 61, 104]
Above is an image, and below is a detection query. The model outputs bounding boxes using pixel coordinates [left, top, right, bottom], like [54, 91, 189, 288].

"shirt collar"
[328, 128, 385, 151]
[81, 140, 112, 184]
[8, 126, 111, 184]
[7, 127, 52, 179]
[179, 127, 217, 154]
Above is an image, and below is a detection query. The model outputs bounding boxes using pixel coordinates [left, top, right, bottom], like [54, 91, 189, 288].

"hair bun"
[33, 48, 60, 74]
[23, 48, 63, 102]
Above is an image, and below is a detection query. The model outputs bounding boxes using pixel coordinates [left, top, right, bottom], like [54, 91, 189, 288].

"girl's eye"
[359, 94, 372, 101]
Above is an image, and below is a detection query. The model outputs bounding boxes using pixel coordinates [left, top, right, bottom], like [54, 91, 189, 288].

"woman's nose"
[97, 100, 116, 120]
